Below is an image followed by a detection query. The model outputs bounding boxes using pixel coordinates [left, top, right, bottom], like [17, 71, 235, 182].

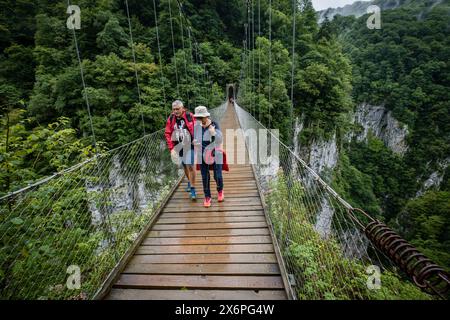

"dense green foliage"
[1, 0, 233, 196]
[238, 0, 449, 273]
[0, 0, 237, 299]
[239, 0, 353, 142]
[1, 0, 448, 299]
[329, 0, 450, 269]
[267, 173, 431, 300]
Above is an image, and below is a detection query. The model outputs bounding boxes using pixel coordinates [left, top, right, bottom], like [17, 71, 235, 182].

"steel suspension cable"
[290, 0, 297, 146]
[268, 0, 272, 130]
[168, 0, 180, 97]
[152, 0, 168, 115]
[187, 27, 198, 106]
[258, 0, 261, 122]
[177, 1, 190, 107]
[124, 0, 146, 136]
[176, 0, 213, 107]
[67, 0, 97, 154]
[252, 0, 256, 117]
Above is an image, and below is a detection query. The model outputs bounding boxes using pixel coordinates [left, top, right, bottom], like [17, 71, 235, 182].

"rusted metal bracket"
[350, 208, 450, 299]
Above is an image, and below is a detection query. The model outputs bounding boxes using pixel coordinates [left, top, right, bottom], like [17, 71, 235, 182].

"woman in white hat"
[193, 106, 224, 208]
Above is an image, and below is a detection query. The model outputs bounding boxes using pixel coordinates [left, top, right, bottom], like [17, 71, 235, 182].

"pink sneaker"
[203, 197, 211, 208]
[218, 190, 224, 202]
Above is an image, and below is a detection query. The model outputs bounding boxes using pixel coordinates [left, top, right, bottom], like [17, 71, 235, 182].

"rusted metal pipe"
[350, 208, 449, 299]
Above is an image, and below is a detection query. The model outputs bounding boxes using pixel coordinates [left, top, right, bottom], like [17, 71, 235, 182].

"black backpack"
[170, 111, 193, 124]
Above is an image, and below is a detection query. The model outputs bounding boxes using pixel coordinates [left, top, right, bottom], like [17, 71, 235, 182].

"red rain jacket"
[196, 148, 230, 172]
[164, 111, 195, 151]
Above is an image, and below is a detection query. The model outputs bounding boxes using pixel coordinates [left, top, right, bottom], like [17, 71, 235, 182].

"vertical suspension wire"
[250, 0, 254, 116]
[248, 0, 251, 109]
[168, 0, 180, 97]
[66, 0, 97, 154]
[177, 1, 190, 107]
[66, 0, 117, 248]
[290, 0, 297, 147]
[240, 39, 245, 100]
[268, 0, 272, 130]
[258, 0, 261, 122]
[176, 0, 211, 108]
[173, 0, 211, 108]
[187, 27, 198, 107]
[193, 42, 200, 93]
[198, 48, 207, 105]
[124, 0, 146, 136]
[244, 21, 248, 99]
[152, 0, 168, 116]
[207, 71, 212, 108]
[251, 0, 255, 118]
[241, 44, 245, 101]
[203, 63, 208, 106]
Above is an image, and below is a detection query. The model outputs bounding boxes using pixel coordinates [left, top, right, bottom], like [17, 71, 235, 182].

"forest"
[0, 0, 448, 299]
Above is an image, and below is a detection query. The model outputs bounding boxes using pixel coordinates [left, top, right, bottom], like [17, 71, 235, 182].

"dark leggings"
[200, 163, 223, 198]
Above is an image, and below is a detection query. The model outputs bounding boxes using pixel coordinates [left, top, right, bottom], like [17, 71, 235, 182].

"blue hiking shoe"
[185, 182, 191, 192]
[190, 188, 197, 200]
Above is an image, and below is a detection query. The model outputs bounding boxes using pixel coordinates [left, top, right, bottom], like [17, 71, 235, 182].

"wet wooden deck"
[105, 104, 288, 300]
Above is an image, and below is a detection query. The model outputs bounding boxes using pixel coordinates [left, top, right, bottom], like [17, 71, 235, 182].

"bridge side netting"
[0, 103, 227, 300]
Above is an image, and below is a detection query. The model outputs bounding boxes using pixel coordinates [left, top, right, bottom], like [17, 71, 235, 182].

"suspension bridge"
[102, 103, 287, 300]
[0, 0, 449, 300]
[1, 100, 449, 300]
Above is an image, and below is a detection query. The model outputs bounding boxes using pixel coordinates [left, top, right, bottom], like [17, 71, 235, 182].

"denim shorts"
[179, 145, 195, 166]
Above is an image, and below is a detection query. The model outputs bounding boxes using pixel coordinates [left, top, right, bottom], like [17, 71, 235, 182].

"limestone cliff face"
[86, 153, 174, 226]
[293, 117, 339, 178]
[352, 103, 409, 155]
[292, 104, 408, 241]
[293, 103, 410, 177]
[416, 157, 450, 197]
[318, 1, 372, 23]
[293, 117, 339, 239]
[317, 0, 444, 23]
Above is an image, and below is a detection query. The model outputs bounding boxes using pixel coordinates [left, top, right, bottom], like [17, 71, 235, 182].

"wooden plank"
[181, 186, 258, 191]
[180, 170, 253, 176]
[152, 221, 267, 231]
[103, 106, 288, 301]
[114, 274, 285, 290]
[106, 288, 286, 300]
[172, 191, 259, 197]
[171, 192, 260, 198]
[181, 182, 257, 186]
[181, 177, 255, 181]
[160, 210, 264, 218]
[147, 228, 270, 238]
[171, 192, 258, 198]
[130, 253, 277, 264]
[184, 189, 260, 194]
[164, 200, 262, 208]
[93, 173, 185, 300]
[163, 205, 263, 213]
[173, 189, 259, 195]
[218, 178, 257, 182]
[123, 263, 280, 275]
[136, 244, 274, 254]
[142, 235, 273, 245]
[163, 206, 264, 212]
[157, 216, 266, 224]
[182, 180, 257, 184]
[170, 195, 261, 201]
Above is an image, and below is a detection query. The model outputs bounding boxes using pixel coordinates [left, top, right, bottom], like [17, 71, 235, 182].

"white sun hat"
[193, 106, 210, 118]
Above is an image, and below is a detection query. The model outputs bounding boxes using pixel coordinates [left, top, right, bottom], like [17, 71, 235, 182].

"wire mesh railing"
[233, 102, 448, 300]
[0, 103, 228, 300]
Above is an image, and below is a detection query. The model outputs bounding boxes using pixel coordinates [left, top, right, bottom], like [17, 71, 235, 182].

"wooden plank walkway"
[105, 104, 288, 300]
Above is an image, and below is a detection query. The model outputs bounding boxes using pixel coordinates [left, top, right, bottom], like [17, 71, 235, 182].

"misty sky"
[312, 0, 371, 11]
